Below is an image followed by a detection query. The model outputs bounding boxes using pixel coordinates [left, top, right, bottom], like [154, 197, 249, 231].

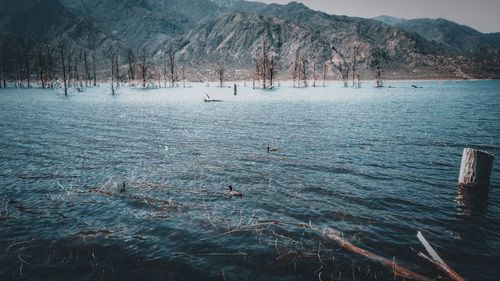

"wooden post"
[234, 83, 237, 95]
[458, 148, 495, 191]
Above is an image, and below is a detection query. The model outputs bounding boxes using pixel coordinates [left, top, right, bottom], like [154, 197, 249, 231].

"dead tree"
[111, 51, 116, 95]
[21, 39, 33, 88]
[260, 39, 269, 88]
[44, 40, 53, 88]
[36, 43, 46, 88]
[322, 62, 328, 87]
[154, 64, 162, 88]
[291, 55, 298, 88]
[74, 51, 80, 88]
[167, 49, 176, 87]
[254, 39, 278, 89]
[161, 52, 168, 88]
[181, 65, 186, 88]
[138, 48, 148, 88]
[215, 60, 225, 87]
[0, 43, 4, 88]
[331, 48, 350, 87]
[299, 56, 308, 87]
[127, 48, 136, 82]
[14, 49, 21, 87]
[58, 40, 68, 95]
[92, 50, 97, 86]
[253, 58, 259, 89]
[269, 55, 277, 88]
[84, 50, 90, 87]
[90, 35, 98, 86]
[370, 47, 387, 88]
[67, 51, 73, 87]
[312, 61, 318, 87]
[351, 45, 361, 88]
[114, 51, 120, 88]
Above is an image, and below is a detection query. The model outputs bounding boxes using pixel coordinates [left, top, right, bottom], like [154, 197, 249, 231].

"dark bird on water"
[120, 182, 126, 194]
[267, 146, 278, 152]
[228, 185, 242, 197]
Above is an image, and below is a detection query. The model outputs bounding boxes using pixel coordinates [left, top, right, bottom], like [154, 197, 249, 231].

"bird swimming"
[228, 185, 242, 197]
[267, 146, 278, 152]
[120, 182, 126, 194]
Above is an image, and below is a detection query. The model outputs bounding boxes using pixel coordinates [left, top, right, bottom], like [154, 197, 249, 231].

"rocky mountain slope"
[0, 0, 498, 80]
[374, 15, 500, 55]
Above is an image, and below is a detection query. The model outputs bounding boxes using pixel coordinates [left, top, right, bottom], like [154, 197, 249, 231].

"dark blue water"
[1, 81, 499, 280]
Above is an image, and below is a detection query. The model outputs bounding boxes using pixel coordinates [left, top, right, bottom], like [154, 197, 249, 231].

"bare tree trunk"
[58, 40, 67, 96]
[84, 51, 89, 87]
[92, 51, 97, 86]
[14, 52, 20, 87]
[301, 57, 308, 87]
[269, 56, 275, 88]
[167, 49, 176, 87]
[161, 52, 167, 88]
[0, 43, 3, 88]
[181, 65, 186, 88]
[127, 48, 135, 82]
[21, 39, 32, 88]
[45, 40, 53, 88]
[114, 51, 119, 88]
[67, 52, 73, 87]
[111, 52, 115, 95]
[74, 51, 79, 88]
[139, 48, 148, 88]
[261, 39, 268, 89]
[2, 44, 6, 88]
[322, 63, 327, 87]
[215, 60, 225, 87]
[37, 43, 45, 88]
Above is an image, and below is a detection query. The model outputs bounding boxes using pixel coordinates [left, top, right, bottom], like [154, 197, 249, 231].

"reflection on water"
[0, 81, 499, 280]
[456, 187, 490, 217]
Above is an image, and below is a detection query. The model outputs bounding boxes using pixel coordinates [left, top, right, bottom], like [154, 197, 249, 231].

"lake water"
[0, 80, 499, 280]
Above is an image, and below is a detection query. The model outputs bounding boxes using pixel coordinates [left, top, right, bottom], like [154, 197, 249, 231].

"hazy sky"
[255, 0, 500, 33]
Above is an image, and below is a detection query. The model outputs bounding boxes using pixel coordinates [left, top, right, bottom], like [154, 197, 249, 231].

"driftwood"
[325, 229, 431, 281]
[417, 231, 465, 281]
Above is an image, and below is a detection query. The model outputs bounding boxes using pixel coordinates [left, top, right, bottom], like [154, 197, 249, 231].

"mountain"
[374, 15, 500, 55]
[0, 0, 498, 80]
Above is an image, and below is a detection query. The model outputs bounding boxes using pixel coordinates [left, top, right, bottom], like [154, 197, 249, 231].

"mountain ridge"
[0, 0, 498, 80]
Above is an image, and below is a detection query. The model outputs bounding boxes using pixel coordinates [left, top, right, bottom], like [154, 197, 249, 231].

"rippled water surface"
[1, 81, 499, 280]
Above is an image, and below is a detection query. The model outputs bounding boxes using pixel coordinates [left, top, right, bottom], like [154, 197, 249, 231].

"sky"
[255, 0, 500, 33]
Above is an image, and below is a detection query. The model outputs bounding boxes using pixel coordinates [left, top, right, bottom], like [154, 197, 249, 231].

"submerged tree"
[58, 40, 68, 95]
[83, 50, 90, 87]
[291, 55, 298, 88]
[331, 47, 350, 87]
[167, 48, 176, 87]
[181, 64, 186, 88]
[298, 55, 308, 87]
[36, 42, 46, 88]
[21, 39, 33, 88]
[215, 59, 225, 87]
[127, 48, 136, 82]
[114, 50, 120, 88]
[350, 45, 364, 88]
[370, 47, 387, 88]
[254, 39, 278, 89]
[45, 40, 53, 88]
[0, 43, 4, 88]
[138, 48, 148, 88]
[111, 50, 117, 95]
[322, 62, 328, 87]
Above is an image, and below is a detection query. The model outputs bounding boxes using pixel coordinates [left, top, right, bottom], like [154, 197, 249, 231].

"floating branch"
[325, 229, 431, 281]
[416, 231, 465, 281]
